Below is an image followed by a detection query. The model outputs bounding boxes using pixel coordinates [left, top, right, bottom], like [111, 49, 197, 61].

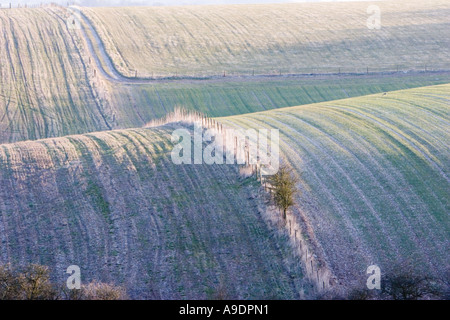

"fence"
[0, 2, 59, 9]
[146, 108, 277, 179]
[260, 179, 336, 293]
[122, 64, 450, 81]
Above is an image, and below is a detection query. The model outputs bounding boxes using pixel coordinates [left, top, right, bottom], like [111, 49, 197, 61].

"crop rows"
[83, 0, 450, 78]
[0, 126, 308, 298]
[1, 7, 450, 146]
[0, 8, 113, 143]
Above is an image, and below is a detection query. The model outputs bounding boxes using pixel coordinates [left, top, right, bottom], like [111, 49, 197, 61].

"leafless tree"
[382, 261, 444, 300]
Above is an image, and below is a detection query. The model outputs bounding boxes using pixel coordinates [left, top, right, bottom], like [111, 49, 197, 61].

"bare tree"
[60, 280, 127, 300]
[0, 264, 21, 300]
[382, 261, 443, 300]
[82, 281, 128, 300]
[18, 264, 59, 300]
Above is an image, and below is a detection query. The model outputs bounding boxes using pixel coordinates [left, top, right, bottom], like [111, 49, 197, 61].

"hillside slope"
[219, 84, 450, 286]
[0, 125, 306, 299]
[83, 0, 450, 77]
[1, 6, 450, 145]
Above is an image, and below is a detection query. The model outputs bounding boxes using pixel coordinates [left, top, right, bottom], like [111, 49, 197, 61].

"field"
[2, 6, 449, 146]
[0, 82, 447, 296]
[0, 0, 449, 299]
[0, 125, 307, 299]
[219, 84, 450, 286]
[82, 0, 450, 78]
[114, 73, 450, 120]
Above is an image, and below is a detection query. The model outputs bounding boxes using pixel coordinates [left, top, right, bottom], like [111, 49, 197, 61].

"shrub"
[0, 263, 127, 300]
[81, 281, 128, 300]
[0, 264, 22, 300]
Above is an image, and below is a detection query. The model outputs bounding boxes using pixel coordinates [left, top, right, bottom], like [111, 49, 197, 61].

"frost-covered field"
[220, 84, 450, 287]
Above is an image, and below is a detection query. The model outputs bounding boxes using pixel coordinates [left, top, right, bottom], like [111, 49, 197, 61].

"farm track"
[0, 8, 112, 144]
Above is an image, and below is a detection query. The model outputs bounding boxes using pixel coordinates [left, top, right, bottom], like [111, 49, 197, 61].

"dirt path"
[78, 11, 122, 82]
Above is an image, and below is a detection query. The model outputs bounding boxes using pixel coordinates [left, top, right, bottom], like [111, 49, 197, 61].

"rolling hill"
[0, 8, 113, 143]
[0, 1, 448, 299]
[1, 5, 450, 145]
[0, 125, 307, 299]
[0, 83, 447, 296]
[219, 83, 450, 287]
[82, 0, 450, 78]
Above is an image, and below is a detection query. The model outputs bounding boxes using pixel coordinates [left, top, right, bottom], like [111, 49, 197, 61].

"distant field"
[1, 6, 450, 145]
[219, 84, 450, 286]
[2, 7, 449, 144]
[120, 73, 450, 120]
[0, 8, 113, 143]
[0, 126, 307, 299]
[83, 0, 450, 77]
[1, 1, 449, 300]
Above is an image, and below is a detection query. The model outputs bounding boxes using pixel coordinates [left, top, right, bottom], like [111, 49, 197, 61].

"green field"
[121, 74, 450, 120]
[83, 0, 450, 78]
[219, 83, 450, 287]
